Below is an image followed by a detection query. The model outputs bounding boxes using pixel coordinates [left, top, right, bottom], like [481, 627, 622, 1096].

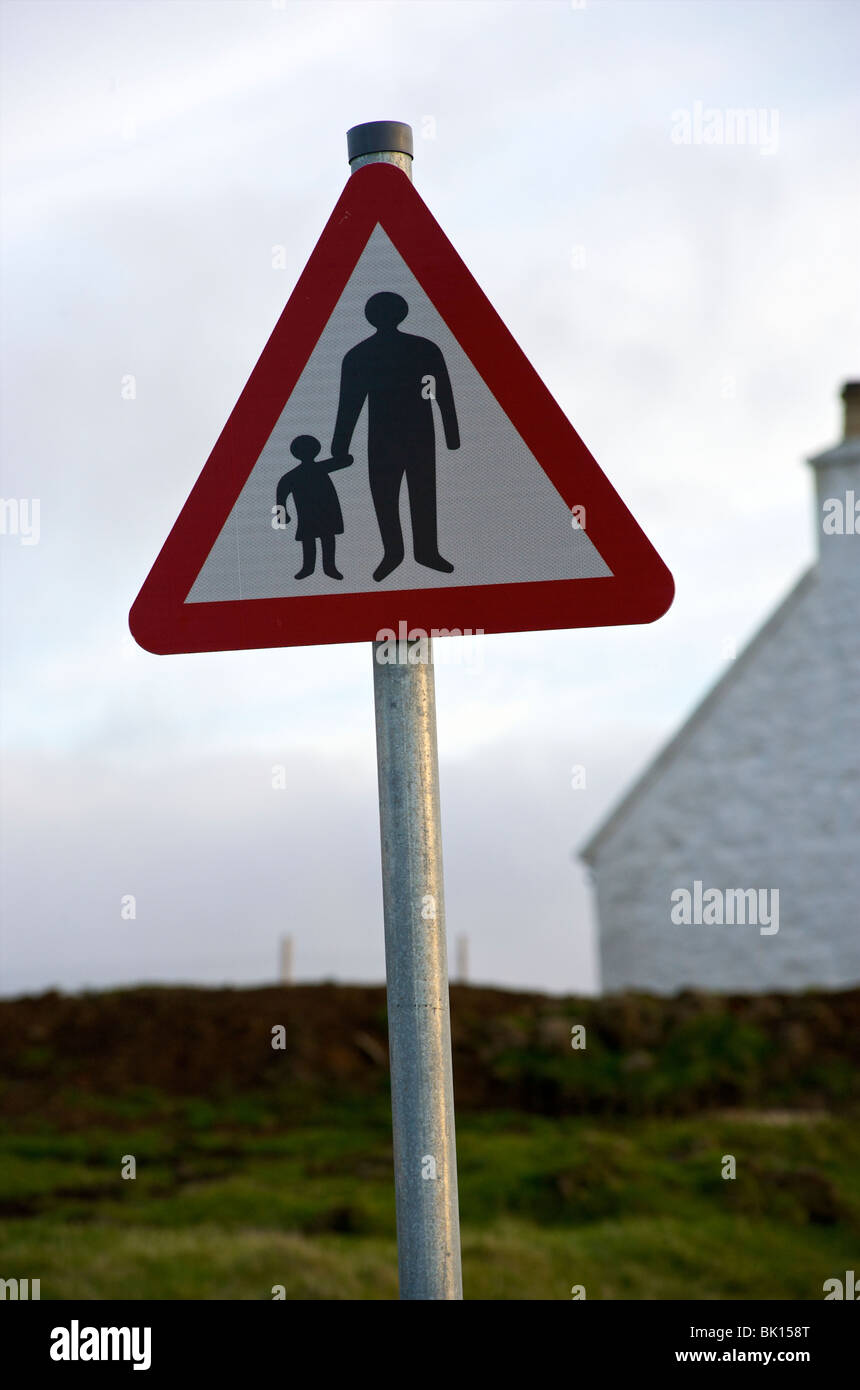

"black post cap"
[347, 121, 413, 163]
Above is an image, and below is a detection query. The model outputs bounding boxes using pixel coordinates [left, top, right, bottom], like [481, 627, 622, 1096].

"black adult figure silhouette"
[275, 435, 352, 581]
[330, 292, 460, 582]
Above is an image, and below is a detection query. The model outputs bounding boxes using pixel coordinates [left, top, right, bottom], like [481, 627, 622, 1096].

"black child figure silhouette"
[275, 435, 353, 581]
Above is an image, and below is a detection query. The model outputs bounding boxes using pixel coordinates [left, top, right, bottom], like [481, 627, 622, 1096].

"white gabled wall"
[590, 386, 860, 995]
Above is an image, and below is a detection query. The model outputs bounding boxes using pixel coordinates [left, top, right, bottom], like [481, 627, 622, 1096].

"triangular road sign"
[130, 161, 673, 654]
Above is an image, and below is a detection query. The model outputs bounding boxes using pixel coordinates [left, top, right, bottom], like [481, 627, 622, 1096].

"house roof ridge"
[579, 565, 819, 864]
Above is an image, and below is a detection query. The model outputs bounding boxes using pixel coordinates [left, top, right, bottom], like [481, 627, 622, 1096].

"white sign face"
[187, 225, 611, 604]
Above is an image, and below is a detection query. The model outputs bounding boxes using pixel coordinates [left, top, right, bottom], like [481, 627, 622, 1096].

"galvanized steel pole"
[347, 120, 463, 1301]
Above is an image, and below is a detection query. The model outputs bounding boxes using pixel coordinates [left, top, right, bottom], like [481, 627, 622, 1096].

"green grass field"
[2, 985, 858, 1299]
[2, 1099, 858, 1299]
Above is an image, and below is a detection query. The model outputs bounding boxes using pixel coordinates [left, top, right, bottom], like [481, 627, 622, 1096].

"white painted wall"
[588, 440, 860, 994]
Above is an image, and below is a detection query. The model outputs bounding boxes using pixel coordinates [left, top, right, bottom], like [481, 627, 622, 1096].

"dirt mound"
[2, 983, 858, 1120]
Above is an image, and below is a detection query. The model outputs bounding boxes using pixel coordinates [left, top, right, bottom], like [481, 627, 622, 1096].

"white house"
[581, 383, 860, 995]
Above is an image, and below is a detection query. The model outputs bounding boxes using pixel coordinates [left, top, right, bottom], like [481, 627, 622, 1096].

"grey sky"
[1, 0, 858, 997]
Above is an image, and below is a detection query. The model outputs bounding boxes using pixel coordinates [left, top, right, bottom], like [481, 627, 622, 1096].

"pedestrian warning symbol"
[130, 160, 673, 654]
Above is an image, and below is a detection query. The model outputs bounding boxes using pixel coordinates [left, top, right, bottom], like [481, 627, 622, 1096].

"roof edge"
[806, 437, 860, 469]
[579, 565, 818, 865]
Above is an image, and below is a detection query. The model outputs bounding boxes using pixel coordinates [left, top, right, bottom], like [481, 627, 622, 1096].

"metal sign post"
[348, 121, 463, 1301]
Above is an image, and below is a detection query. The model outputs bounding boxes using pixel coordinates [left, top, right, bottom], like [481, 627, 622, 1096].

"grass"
[1, 1214, 854, 1301]
[3, 985, 858, 1298]
[2, 1104, 857, 1299]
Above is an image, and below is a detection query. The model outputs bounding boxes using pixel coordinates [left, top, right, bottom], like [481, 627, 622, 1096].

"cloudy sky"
[1, 0, 857, 999]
